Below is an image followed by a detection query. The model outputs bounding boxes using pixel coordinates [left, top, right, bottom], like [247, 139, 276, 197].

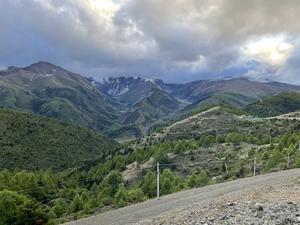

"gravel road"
[63, 169, 300, 225]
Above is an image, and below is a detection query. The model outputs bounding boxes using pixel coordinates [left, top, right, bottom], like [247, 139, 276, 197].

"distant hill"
[123, 88, 181, 125]
[0, 62, 120, 132]
[96, 77, 164, 107]
[0, 109, 120, 170]
[106, 88, 182, 140]
[181, 91, 257, 113]
[245, 91, 300, 117]
[167, 78, 300, 105]
[151, 106, 252, 138]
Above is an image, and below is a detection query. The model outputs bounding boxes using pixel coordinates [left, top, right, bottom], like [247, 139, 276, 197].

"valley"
[3, 1, 300, 225]
[2, 62, 300, 225]
[2, 62, 300, 141]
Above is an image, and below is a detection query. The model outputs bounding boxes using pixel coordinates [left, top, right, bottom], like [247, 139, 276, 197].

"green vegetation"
[0, 190, 50, 225]
[2, 118, 300, 224]
[3, 104, 300, 224]
[0, 62, 120, 133]
[245, 91, 300, 117]
[0, 109, 120, 170]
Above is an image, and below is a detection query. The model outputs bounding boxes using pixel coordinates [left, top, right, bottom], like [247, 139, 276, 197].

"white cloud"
[0, 0, 300, 82]
[243, 36, 294, 65]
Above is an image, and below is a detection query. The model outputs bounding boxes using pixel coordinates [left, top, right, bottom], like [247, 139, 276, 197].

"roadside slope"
[64, 169, 300, 225]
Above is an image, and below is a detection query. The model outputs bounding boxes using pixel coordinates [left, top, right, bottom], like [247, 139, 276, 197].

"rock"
[227, 202, 237, 207]
[254, 203, 264, 211]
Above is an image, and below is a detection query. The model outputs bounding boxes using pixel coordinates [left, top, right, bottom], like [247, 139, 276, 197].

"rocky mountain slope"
[97, 76, 300, 109]
[2, 62, 300, 140]
[0, 62, 120, 131]
[122, 88, 181, 125]
[96, 77, 164, 107]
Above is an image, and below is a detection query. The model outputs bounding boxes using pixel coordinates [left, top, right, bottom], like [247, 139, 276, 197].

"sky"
[1, 0, 300, 83]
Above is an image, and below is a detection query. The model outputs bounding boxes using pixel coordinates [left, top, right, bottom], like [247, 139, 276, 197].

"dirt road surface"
[63, 168, 300, 225]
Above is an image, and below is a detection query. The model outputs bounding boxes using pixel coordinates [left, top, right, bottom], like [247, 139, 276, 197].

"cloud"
[275, 42, 300, 84]
[0, 0, 300, 82]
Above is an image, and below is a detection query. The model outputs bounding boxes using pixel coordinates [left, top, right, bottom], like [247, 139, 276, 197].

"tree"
[71, 194, 84, 213]
[128, 188, 145, 203]
[141, 171, 156, 198]
[187, 171, 210, 188]
[174, 141, 185, 154]
[265, 150, 283, 171]
[51, 198, 68, 218]
[0, 190, 49, 225]
[160, 169, 175, 195]
[100, 171, 123, 197]
[114, 186, 129, 207]
[153, 149, 170, 164]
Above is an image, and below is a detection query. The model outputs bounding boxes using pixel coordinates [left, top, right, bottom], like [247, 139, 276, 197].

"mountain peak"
[24, 61, 67, 75]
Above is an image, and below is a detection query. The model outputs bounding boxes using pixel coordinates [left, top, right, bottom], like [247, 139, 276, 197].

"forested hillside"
[245, 91, 300, 117]
[2, 105, 300, 225]
[0, 109, 120, 170]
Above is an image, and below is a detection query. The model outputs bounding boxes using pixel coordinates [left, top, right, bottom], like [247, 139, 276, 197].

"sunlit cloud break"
[243, 37, 294, 65]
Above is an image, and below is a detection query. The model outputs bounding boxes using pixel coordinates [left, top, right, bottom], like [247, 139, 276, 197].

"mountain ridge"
[2, 61, 300, 140]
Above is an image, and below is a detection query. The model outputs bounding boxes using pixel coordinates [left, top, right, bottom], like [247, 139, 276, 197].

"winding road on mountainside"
[63, 168, 300, 225]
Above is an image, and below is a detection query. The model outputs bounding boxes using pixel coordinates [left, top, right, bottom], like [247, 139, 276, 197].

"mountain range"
[1, 61, 300, 140]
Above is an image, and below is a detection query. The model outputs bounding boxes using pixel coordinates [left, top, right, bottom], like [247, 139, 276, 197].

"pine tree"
[71, 194, 84, 213]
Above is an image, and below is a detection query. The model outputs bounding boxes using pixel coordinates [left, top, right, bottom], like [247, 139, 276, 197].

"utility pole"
[223, 158, 228, 175]
[156, 163, 160, 200]
[287, 152, 290, 169]
[225, 158, 228, 175]
[253, 156, 256, 176]
[253, 148, 257, 176]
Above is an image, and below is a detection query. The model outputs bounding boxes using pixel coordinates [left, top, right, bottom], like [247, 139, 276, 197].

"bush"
[71, 194, 84, 213]
[187, 171, 210, 188]
[153, 149, 170, 164]
[141, 171, 156, 198]
[114, 186, 129, 207]
[264, 151, 283, 171]
[100, 171, 123, 197]
[160, 169, 175, 195]
[128, 188, 145, 203]
[0, 190, 49, 225]
[51, 198, 68, 218]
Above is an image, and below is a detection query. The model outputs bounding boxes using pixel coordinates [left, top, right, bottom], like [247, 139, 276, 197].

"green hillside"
[110, 88, 182, 140]
[245, 91, 300, 117]
[0, 62, 120, 132]
[0, 109, 120, 170]
[2, 105, 300, 224]
[123, 88, 181, 125]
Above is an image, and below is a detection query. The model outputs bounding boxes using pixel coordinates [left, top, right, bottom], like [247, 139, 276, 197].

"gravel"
[63, 169, 300, 225]
[136, 180, 300, 225]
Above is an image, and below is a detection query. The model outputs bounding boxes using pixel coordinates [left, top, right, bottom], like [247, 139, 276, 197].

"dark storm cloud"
[0, 0, 300, 82]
